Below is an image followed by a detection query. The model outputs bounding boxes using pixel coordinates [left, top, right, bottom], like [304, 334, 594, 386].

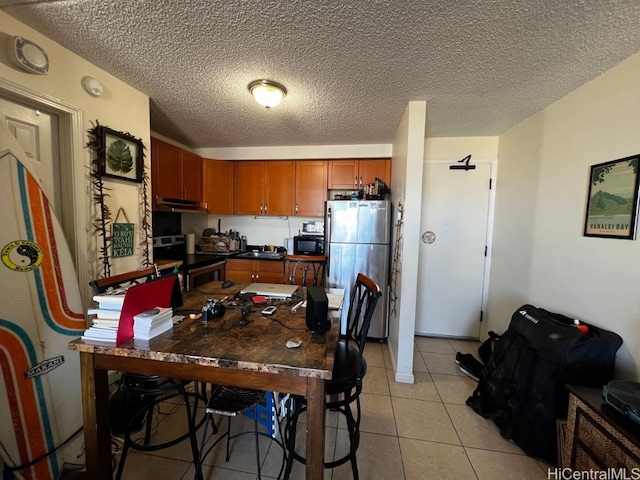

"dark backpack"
[466, 304, 622, 461]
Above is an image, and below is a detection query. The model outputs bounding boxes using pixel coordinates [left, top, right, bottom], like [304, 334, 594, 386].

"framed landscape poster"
[584, 154, 640, 239]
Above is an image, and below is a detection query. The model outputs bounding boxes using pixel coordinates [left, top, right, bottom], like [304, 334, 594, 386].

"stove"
[153, 235, 227, 291]
[152, 235, 186, 259]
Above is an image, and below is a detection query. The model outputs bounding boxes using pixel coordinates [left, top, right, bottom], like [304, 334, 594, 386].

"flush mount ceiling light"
[248, 79, 287, 109]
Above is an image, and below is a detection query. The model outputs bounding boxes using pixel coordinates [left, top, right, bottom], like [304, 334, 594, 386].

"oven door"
[185, 261, 225, 291]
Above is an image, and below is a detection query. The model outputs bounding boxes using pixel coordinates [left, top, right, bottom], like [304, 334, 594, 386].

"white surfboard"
[0, 129, 85, 479]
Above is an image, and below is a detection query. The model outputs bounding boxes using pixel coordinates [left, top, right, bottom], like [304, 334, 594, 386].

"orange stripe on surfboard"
[0, 332, 53, 479]
[25, 173, 84, 329]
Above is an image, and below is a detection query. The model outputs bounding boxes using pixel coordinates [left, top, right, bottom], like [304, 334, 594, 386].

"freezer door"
[326, 200, 390, 245]
[327, 243, 389, 339]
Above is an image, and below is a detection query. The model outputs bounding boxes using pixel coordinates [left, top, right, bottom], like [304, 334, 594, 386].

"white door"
[416, 162, 492, 338]
[0, 97, 61, 215]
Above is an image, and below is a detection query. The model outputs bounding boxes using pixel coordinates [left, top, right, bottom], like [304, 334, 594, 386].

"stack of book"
[133, 306, 173, 340]
[81, 292, 126, 344]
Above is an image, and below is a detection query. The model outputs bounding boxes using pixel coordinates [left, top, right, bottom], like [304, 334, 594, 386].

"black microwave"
[293, 235, 324, 255]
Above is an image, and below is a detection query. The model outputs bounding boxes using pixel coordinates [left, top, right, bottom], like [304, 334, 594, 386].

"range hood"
[156, 197, 207, 214]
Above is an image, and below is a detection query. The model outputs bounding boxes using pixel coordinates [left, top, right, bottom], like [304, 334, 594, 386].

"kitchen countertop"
[173, 251, 288, 270]
[154, 259, 183, 271]
[156, 246, 289, 273]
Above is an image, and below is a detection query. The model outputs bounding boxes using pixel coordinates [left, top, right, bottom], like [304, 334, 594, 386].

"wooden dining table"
[68, 280, 339, 480]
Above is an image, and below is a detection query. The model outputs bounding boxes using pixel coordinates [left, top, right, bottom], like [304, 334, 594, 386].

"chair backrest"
[343, 273, 382, 358]
[283, 254, 326, 287]
[89, 266, 157, 295]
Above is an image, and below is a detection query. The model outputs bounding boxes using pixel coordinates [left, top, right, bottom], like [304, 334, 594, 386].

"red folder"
[116, 275, 178, 345]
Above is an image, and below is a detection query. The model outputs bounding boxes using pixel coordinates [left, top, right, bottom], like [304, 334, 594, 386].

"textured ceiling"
[2, 0, 640, 149]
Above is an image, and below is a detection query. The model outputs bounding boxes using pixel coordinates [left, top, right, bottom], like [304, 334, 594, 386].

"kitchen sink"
[236, 251, 285, 259]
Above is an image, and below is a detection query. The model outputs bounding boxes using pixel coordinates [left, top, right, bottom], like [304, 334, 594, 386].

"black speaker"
[306, 286, 328, 334]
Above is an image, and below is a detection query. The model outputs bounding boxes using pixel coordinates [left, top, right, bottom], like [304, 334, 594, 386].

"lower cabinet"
[225, 259, 283, 284]
[563, 385, 640, 471]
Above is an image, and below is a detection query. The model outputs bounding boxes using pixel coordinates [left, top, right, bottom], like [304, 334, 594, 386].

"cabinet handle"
[354, 176, 358, 188]
[260, 203, 264, 214]
[264, 204, 267, 214]
[256, 274, 259, 281]
[295, 204, 298, 215]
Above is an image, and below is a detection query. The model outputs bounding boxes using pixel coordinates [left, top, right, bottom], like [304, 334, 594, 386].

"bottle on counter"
[173, 265, 184, 292]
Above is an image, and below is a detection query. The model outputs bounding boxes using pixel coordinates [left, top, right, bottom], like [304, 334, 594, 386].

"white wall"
[424, 137, 498, 161]
[388, 101, 426, 383]
[0, 11, 150, 305]
[197, 144, 392, 160]
[488, 52, 640, 380]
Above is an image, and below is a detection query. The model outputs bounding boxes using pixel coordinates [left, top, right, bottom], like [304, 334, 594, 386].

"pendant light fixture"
[248, 79, 287, 109]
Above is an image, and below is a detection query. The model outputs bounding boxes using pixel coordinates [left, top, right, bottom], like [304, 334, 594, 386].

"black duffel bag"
[466, 304, 623, 461]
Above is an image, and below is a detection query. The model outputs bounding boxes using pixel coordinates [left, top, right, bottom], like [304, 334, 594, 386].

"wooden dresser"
[563, 385, 640, 471]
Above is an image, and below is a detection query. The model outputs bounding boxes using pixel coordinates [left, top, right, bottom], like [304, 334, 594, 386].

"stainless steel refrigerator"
[325, 200, 390, 340]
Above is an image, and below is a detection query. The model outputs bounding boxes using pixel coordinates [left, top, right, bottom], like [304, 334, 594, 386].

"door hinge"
[484, 245, 487, 256]
[489, 178, 492, 189]
[480, 310, 484, 322]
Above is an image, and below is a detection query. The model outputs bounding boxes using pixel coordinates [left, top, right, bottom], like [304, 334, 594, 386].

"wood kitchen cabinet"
[327, 158, 391, 190]
[151, 137, 202, 207]
[234, 161, 295, 215]
[202, 158, 234, 214]
[294, 160, 327, 217]
[225, 259, 283, 284]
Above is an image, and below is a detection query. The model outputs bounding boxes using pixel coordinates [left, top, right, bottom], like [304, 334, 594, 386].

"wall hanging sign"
[99, 126, 143, 182]
[112, 208, 134, 257]
[450, 154, 476, 171]
[584, 154, 640, 239]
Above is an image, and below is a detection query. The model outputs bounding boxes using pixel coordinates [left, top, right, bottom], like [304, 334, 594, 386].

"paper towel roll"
[186, 233, 195, 255]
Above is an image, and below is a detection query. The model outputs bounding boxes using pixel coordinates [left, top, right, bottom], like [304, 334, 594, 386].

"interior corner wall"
[0, 11, 150, 304]
[488, 51, 640, 380]
[389, 100, 426, 384]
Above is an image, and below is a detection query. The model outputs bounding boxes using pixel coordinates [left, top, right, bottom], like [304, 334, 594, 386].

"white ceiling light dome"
[248, 79, 287, 109]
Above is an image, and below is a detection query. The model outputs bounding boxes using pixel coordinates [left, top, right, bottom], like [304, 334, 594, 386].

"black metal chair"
[283, 273, 382, 479]
[283, 254, 326, 286]
[89, 268, 205, 480]
[194, 385, 286, 480]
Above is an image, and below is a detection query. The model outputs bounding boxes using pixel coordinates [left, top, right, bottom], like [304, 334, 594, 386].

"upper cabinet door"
[202, 159, 234, 214]
[234, 161, 265, 215]
[295, 160, 327, 217]
[360, 159, 391, 186]
[327, 158, 391, 190]
[265, 161, 295, 216]
[151, 137, 203, 204]
[152, 138, 182, 199]
[328, 159, 359, 189]
[181, 150, 202, 202]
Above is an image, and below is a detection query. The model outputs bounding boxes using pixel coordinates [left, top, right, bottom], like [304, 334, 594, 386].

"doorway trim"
[0, 77, 88, 304]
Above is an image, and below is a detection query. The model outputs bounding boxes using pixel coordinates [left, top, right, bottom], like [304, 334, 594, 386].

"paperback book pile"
[133, 307, 173, 340]
[81, 292, 126, 345]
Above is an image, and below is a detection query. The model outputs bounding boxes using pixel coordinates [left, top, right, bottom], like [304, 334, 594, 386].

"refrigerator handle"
[325, 207, 331, 277]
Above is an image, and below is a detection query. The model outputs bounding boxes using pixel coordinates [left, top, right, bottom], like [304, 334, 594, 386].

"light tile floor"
[109, 337, 555, 480]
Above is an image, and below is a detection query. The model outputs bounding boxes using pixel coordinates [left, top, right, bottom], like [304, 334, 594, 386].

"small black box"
[306, 286, 328, 334]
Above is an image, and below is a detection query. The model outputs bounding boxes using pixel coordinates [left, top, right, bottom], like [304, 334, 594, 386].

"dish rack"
[198, 235, 240, 254]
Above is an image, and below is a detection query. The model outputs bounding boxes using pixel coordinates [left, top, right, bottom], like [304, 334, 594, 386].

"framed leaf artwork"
[99, 126, 143, 183]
